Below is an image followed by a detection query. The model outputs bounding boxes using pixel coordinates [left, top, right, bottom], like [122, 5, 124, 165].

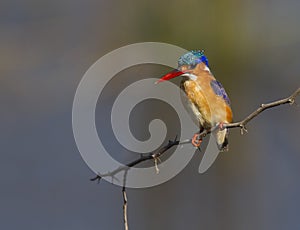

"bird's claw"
[192, 133, 203, 147]
[218, 122, 225, 130]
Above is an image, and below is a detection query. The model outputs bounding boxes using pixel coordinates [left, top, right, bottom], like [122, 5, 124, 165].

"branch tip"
[122, 188, 129, 230]
[90, 175, 102, 183]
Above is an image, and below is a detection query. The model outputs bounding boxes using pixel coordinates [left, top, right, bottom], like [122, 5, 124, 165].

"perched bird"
[157, 50, 233, 151]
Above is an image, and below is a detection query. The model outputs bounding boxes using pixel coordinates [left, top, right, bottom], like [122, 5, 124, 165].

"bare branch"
[91, 87, 299, 230]
[224, 87, 300, 132]
[90, 136, 180, 182]
[91, 88, 299, 182]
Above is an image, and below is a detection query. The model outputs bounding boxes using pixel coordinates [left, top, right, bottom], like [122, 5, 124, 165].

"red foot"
[192, 133, 202, 147]
[219, 122, 225, 130]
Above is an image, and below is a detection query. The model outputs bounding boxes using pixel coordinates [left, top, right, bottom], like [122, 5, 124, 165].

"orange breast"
[182, 80, 212, 128]
[181, 68, 233, 127]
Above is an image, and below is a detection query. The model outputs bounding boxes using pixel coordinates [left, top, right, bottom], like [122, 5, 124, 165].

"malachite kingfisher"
[157, 50, 233, 151]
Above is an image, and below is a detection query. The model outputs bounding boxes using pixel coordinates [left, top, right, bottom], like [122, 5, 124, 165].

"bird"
[156, 50, 233, 151]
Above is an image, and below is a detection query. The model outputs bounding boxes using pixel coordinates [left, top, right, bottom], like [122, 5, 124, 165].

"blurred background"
[1, 0, 300, 229]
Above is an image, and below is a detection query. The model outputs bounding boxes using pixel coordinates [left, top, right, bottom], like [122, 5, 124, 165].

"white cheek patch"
[204, 66, 211, 73]
[189, 74, 198, 80]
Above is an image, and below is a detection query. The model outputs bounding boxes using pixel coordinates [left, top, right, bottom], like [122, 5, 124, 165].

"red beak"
[155, 69, 184, 84]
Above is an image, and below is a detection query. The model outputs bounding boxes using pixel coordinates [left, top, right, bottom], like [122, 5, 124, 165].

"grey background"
[1, 0, 300, 229]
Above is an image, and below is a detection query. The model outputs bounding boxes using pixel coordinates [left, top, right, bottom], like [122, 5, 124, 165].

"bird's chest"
[181, 78, 228, 128]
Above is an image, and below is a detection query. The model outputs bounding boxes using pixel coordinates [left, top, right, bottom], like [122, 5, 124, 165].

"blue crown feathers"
[178, 50, 209, 68]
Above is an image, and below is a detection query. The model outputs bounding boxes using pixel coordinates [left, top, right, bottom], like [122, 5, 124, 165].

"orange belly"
[181, 79, 232, 128]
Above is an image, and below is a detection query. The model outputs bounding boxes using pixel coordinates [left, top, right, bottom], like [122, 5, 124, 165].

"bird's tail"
[213, 128, 229, 152]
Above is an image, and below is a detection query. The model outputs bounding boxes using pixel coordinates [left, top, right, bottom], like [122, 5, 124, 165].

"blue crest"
[178, 50, 209, 68]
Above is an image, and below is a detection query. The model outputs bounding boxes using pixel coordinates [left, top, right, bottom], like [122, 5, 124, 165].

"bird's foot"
[192, 133, 203, 147]
[218, 122, 225, 130]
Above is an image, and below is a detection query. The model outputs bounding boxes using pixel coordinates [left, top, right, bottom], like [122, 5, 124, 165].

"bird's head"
[156, 50, 209, 83]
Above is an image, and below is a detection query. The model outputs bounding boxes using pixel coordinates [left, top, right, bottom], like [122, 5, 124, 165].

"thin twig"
[224, 87, 300, 133]
[122, 170, 129, 230]
[122, 188, 128, 230]
[90, 137, 180, 182]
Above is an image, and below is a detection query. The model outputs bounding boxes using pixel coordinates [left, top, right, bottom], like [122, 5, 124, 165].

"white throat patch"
[182, 73, 197, 81]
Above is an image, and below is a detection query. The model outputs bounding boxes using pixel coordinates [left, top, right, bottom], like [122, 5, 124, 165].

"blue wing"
[210, 80, 231, 105]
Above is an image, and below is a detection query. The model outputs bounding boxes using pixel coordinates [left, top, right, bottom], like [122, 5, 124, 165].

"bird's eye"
[190, 63, 197, 69]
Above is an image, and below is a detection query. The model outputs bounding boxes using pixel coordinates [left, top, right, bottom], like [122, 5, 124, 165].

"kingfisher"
[157, 50, 233, 151]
